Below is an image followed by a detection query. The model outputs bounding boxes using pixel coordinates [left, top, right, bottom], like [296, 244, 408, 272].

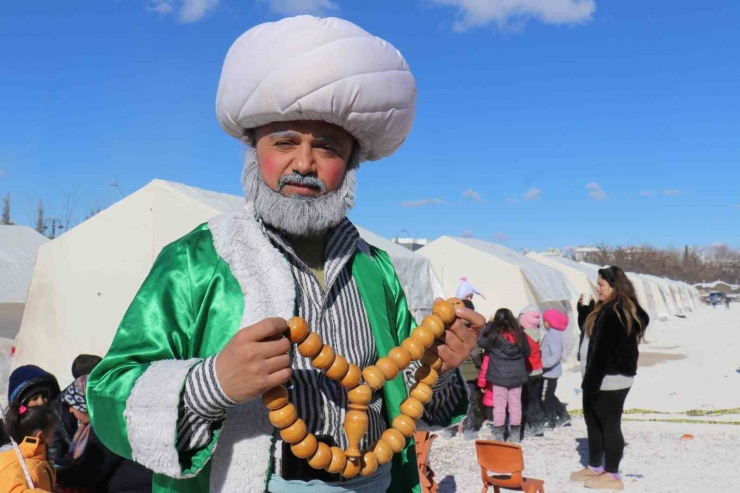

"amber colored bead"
[447, 297, 465, 309]
[326, 446, 347, 474]
[298, 332, 323, 358]
[342, 457, 361, 479]
[409, 382, 433, 404]
[268, 403, 298, 429]
[400, 397, 424, 420]
[362, 365, 386, 391]
[420, 350, 443, 370]
[312, 344, 336, 371]
[308, 442, 333, 470]
[286, 317, 310, 344]
[372, 439, 394, 465]
[290, 433, 318, 459]
[387, 347, 412, 371]
[381, 428, 406, 453]
[375, 356, 399, 381]
[421, 315, 445, 338]
[280, 418, 308, 444]
[261, 386, 288, 411]
[411, 326, 435, 349]
[392, 414, 416, 437]
[360, 451, 379, 476]
[325, 354, 349, 381]
[432, 300, 456, 325]
[401, 338, 424, 361]
[347, 384, 372, 406]
[340, 363, 362, 389]
[414, 366, 439, 387]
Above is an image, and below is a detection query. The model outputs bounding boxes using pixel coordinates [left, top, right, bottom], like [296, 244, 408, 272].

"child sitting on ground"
[0, 403, 57, 492]
[541, 309, 572, 428]
[478, 308, 531, 443]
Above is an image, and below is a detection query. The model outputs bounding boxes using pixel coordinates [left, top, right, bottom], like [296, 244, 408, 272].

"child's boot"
[492, 426, 505, 442]
[508, 425, 522, 443]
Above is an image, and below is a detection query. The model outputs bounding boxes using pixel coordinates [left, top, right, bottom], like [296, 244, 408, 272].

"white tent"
[419, 237, 579, 353]
[626, 273, 660, 323]
[0, 226, 49, 403]
[13, 180, 442, 385]
[641, 277, 670, 321]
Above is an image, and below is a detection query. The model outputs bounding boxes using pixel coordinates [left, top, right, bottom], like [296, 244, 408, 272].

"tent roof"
[0, 226, 49, 303]
[451, 238, 575, 302]
[539, 254, 599, 284]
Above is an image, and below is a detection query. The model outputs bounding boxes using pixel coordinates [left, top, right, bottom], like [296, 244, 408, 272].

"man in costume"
[88, 15, 485, 493]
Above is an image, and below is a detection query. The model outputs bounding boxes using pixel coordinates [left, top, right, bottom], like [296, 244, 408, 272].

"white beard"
[241, 148, 359, 237]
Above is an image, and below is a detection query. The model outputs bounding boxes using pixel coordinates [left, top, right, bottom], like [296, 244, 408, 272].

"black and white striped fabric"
[176, 218, 464, 452]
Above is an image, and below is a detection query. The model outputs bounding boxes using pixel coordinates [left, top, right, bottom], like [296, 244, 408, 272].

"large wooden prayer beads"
[264, 299, 461, 478]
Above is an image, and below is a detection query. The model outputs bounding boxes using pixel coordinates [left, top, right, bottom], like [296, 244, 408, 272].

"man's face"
[25, 392, 48, 407]
[254, 120, 355, 198]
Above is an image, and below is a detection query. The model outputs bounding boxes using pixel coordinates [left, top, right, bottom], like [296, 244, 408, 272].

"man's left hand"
[427, 300, 486, 375]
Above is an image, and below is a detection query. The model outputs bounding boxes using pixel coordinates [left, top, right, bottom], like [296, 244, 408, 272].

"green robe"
[88, 209, 467, 493]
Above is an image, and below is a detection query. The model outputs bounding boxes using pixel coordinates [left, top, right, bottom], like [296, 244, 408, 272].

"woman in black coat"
[571, 266, 648, 491]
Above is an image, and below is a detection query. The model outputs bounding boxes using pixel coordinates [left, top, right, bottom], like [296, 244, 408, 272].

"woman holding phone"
[571, 266, 648, 491]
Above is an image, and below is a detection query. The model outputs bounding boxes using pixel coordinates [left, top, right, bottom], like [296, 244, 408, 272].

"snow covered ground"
[428, 305, 740, 491]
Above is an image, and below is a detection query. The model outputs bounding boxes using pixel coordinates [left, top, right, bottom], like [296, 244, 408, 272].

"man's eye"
[276, 141, 294, 147]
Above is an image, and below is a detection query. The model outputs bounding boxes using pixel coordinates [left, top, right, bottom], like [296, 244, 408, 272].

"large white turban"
[215, 16, 417, 162]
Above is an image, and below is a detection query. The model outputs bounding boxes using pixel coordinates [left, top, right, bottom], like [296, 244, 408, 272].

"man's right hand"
[215, 317, 293, 403]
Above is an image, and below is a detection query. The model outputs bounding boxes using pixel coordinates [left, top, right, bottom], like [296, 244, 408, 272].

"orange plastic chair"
[414, 431, 439, 493]
[475, 440, 545, 493]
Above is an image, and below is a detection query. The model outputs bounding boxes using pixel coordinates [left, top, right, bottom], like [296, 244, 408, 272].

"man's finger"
[266, 368, 293, 389]
[454, 307, 486, 331]
[243, 317, 289, 341]
[259, 337, 292, 359]
[265, 353, 291, 374]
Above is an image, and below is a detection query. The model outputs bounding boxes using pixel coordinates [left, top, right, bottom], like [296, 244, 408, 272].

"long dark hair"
[2, 402, 56, 443]
[586, 266, 647, 343]
[482, 308, 526, 349]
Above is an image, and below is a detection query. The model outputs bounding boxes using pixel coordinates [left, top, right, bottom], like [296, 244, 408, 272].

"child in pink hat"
[541, 309, 572, 428]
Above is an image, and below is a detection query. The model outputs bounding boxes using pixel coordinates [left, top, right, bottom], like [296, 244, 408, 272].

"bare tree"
[34, 199, 47, 235]
[60, 186, 82, 230]
[84, 204, 104, 221]
[1, 192, 12, 225]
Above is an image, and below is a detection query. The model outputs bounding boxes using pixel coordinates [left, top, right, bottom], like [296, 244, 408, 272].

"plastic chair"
[475, 440, 545, 493]
[414, 431, 439, 493]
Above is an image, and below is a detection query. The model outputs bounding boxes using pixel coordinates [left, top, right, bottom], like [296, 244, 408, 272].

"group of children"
[475, 305, 572, 443]
[0, 356, 152, 492]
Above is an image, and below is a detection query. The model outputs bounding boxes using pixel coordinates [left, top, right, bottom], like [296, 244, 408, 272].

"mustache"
[278, 173, 327, 194]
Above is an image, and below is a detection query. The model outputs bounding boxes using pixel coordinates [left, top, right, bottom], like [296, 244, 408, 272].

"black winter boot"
[508, 425, 522, 444]
[492, 426, 505, 442]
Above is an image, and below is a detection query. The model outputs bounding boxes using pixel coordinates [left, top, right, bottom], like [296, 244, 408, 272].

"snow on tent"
[418, 237, 579, 354]
[0, 226, 49, 403]
[13, 180, 443, 385]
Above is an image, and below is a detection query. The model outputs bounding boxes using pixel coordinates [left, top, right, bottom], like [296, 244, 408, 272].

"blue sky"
[1, 0, 738, 251]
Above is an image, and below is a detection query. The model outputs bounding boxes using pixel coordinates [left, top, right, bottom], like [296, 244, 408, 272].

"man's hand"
[427, 300, 486, 375]
[215, 317, 292, 403]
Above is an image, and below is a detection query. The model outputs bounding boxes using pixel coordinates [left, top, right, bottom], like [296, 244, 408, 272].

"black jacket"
[49, 393, 78, 463]
[582, 301, 649, 393]
[479, 327, 531, 388]
[55, 428, 153, 493]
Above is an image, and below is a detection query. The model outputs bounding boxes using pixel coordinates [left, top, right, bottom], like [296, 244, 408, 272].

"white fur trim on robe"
[124, 358, 201, 478]
[208, 202, 295, 492]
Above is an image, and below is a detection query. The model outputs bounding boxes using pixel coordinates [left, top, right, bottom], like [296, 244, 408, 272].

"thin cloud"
[523, 188, 541, 200]
[461, 230, 475, 238]
[586, 182, 606, 201]
[146, 0, 218, 23]
[264, 0, 339, 15]
[492, 232, 509, 243]
[505, 197, 519, 204]
[732, 204, 740, 210]
[400, 198, 444, 208]
[662, 189, 681, 197]
[462, 188, 485, 204]
[638, 190, 655, 197]
[432, 0, 596, 32]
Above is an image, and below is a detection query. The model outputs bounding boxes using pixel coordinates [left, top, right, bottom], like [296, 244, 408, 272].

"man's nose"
[292, 143, 316, 174]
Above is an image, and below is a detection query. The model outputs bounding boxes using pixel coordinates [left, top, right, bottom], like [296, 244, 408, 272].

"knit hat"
[7, 365, 61, 405]
[62, 375, 89, 414]
[542, 309, 569, 331]
[518, 305, 541, 329]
